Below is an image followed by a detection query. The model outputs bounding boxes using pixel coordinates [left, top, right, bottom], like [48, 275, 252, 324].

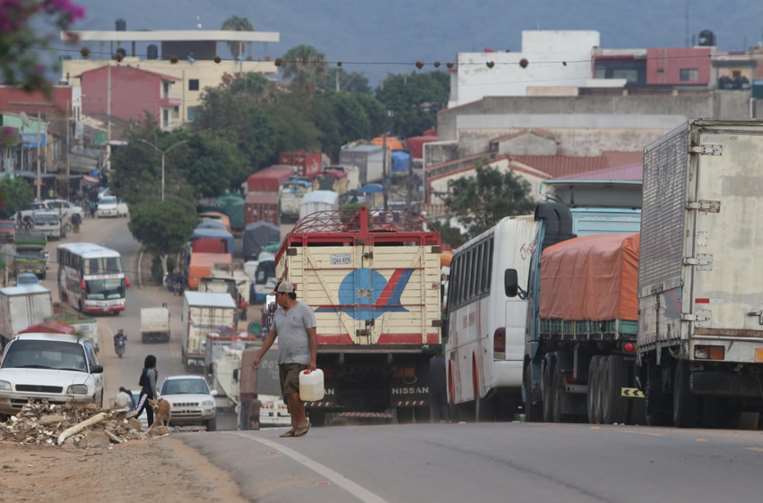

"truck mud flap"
[691, 371, 763, 398]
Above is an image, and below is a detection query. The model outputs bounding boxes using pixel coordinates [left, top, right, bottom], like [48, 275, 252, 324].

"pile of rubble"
[0, 401, 163, 448]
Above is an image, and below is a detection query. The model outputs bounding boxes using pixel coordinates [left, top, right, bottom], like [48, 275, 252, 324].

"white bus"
[57, 243, 127, 315]
[445, 216, 537, 420]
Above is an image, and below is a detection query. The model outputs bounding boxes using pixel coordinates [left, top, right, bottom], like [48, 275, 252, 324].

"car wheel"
[206, 417, 217, 432]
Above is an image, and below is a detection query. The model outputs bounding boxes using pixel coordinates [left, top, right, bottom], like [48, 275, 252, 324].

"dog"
[147, 398, 172, 433]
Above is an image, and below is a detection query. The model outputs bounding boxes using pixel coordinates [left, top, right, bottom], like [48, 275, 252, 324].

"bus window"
[475, 243, 484, 296]
[485, 238, 493, 293]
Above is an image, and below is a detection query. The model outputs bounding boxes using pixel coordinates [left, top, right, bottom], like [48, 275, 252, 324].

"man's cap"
[275, 280, 296, 294]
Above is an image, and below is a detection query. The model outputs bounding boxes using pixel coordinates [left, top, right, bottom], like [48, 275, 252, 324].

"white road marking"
[230, 431, 388, 503]
[621, 429, 665, 438]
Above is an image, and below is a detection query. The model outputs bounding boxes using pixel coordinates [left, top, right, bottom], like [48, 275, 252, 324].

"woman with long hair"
[134, 354, 158, 426]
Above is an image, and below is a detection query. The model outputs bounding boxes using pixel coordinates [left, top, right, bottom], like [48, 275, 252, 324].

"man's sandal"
[279, 429, 295, 438]
[293, 423, 310, 437]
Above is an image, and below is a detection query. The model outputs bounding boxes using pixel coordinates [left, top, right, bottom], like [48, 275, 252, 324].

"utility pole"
[65, 100, 71, 201]
[35, 112, 42, 200]
[161, 152, 165, 202]
[335, 69, 340, 93]
[382, 133, 388, 211]
[137, 139, 187, 202]
[106, 61, 112, 172]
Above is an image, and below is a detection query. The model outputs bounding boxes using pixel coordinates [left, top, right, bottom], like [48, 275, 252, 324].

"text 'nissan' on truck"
[507, 120, 763, 428]
[275, 206, 442, 424]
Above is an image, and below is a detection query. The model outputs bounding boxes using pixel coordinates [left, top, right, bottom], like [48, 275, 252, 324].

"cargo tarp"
[540, 233, 639, 321]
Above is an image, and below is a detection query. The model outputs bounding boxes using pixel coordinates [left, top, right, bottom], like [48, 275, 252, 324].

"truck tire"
[672, 360, 699, 428]
[595, 357, 608, 424]
[542, 356, 556, 422]
[551, 360, 565, 422]
[522, 360, 543, 422]
[587, 356, 600, 423]
[601, 355, 628, 424]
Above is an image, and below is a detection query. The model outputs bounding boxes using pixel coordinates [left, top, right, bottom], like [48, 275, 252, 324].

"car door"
[83, 342, 104, 399]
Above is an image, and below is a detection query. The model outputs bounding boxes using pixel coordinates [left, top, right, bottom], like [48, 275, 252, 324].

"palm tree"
[281, 45, 328, 95]
[221, 16, 254, 60]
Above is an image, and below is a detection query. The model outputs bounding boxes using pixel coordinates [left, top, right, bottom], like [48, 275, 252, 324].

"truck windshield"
[84, 257, 122, 274]
[2, 340, 88, 372]
[86, 278, 125, 300]
[161, 379, 209, 395]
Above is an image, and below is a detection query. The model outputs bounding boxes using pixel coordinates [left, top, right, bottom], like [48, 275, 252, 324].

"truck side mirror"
[504, 268, 519, 297]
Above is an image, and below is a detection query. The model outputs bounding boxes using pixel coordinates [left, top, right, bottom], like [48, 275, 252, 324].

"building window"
[680, 68, 699, 81]
[187, 106, 201, 122]
[162, 109, 170, 128]
[162, 81, 170, 98]
[188, 79, 199, 91]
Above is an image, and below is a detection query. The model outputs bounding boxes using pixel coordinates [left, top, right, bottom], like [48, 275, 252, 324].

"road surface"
[182, 422, 763, 503]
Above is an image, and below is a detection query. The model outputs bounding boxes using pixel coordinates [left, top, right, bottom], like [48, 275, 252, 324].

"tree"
[1, 0, 85, 91]
[128, 199, 197, 277]
[174, 130, 247, 198]
[444, 162, 535, 239]
[429, 221, 466, 249]
[321, 67, 371, 94]
[0, 177, 34, 218]
[376, 71, 450, 137]
[280, 45, 327, 95]
[221, 15, 254, 61]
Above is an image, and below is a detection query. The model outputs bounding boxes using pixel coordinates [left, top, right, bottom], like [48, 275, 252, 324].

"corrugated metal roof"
[184, 291, 236, 308]
[547, 163, 642, 183]
[509, 155, 610, 178]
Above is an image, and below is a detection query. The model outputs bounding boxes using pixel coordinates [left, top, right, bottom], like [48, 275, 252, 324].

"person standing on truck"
[130, 355, 159, 426]
[252, 281, 317, 438]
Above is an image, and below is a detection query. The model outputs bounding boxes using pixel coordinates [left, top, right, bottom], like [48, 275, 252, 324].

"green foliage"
[376, 71, 449, 137]
[280, 44, 328, 94]
[127, 199, 198, 256]
[444, 162, 535, 239]
[173, 130, 247, 198]
[321, 68, 371, 94]
[220, 15, 254, 60]
[0, 177, 34, 218]
[429, 221, 466, 249]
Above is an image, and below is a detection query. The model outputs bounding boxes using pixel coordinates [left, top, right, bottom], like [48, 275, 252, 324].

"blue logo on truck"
[316, 268, 413, 321]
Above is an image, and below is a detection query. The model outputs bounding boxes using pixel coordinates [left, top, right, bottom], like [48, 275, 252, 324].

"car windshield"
[17, 274, 38, 285]
[2, 340, 88, 372]
[84, 256, 122, 274]
[100, 196, 117, 205]
[161, 379, 210, 395]
[86, 278, 125, 300]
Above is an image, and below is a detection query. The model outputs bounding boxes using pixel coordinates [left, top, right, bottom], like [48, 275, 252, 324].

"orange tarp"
[540, 233, 640, 321]
[188, 252, 232, 290]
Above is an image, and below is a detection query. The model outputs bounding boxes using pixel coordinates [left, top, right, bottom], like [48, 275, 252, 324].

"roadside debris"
[0, 401, 152, 447]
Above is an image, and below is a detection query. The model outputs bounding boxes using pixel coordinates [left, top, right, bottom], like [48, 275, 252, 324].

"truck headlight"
[67, 384, 89, 395]
[201, 400, 215, 408]
[0, 380, 11, 391]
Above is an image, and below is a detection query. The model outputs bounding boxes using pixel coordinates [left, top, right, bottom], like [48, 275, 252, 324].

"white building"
[448, 31, 625, 107]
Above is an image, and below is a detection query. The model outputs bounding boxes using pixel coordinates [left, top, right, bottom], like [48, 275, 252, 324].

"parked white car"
[0, 333, 104, 417]
[96, 196, 129, 218]
[42, 199, 83, 220]
[159, 375, 217, 431]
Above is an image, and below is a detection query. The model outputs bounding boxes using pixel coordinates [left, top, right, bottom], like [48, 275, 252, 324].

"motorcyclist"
[114, 329, 127, 356]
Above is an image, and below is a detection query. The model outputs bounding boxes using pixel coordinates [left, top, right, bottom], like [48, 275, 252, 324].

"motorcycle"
[114, 334, 126, 358]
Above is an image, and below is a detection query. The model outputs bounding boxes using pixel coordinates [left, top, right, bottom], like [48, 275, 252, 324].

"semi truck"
[510, 120, 763, 428]
[275, 206, 442, 424]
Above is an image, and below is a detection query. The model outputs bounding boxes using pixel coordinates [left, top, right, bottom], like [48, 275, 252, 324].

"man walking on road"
[253, 281, 317, 437]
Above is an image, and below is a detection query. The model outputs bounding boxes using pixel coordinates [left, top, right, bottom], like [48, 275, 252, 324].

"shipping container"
[191, 238, 228, 254]
[245, 202, 279, 226]
[181, 291, 237, 368]
[278, 151, 322, 178]
[246, 165, 295, 192]
[339, 144, 386, 185]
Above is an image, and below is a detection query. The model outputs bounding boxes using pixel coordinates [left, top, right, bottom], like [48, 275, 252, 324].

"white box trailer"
[639, 119, 763, 426]
[140, 307, 171, 343]
[0, 285, 53, 347]
[276, 207, 442, 422]
[181, 291, 237, 369]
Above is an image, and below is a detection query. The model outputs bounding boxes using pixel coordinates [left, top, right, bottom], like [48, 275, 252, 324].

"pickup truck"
[17, 199, 82, 222]
[13, 232, 47, 279]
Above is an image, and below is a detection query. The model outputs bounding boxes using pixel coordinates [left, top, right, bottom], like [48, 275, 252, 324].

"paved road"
[182, 422, 763, 503]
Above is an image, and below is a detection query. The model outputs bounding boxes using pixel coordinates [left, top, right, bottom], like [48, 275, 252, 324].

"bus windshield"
[84, 257, 122, 275]
[86, 278, 125, 300]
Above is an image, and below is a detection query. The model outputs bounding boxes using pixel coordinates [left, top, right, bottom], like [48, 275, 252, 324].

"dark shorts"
[279, 363, 307, 400]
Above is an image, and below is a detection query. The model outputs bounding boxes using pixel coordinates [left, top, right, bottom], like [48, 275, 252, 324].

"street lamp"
[137, 139, 188, 202]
